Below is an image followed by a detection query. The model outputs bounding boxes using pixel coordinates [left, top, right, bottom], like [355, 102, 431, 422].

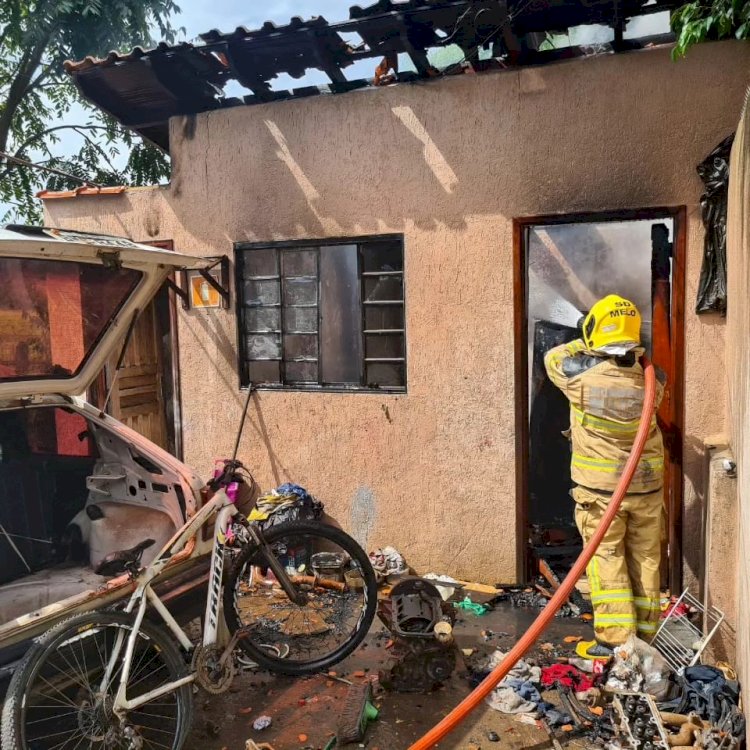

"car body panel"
[0, 227, 212, 676]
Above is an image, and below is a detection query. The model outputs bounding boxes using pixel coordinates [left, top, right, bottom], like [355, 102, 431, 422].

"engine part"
[612, 692, 670, 750]
[377, 577, 457, 692]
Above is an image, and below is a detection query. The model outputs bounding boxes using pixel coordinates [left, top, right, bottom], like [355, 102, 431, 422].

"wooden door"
[104, 301, 168, 449]
[91, 239, 178, 453]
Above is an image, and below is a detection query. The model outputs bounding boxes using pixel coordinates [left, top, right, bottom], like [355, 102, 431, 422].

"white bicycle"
[1, 453, 377, 750]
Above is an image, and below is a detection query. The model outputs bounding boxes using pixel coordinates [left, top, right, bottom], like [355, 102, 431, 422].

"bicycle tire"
[224, 521, 377, 676]
[2, 611, 194, 750]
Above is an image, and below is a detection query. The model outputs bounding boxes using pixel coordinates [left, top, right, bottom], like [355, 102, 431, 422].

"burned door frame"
[512, 207, 686, 591]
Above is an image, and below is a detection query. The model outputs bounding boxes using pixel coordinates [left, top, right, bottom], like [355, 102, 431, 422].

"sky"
[176, 0, 356, 39]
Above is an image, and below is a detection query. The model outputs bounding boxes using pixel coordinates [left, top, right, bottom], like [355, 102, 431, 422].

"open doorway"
[513, 209, 685, 591]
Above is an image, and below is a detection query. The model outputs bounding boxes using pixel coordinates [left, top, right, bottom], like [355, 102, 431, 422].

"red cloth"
[661, 600, 690, 619]
[541, 664, 594, 691]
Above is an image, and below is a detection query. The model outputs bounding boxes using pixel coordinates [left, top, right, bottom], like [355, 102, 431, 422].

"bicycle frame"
[107, 486, 239, 715]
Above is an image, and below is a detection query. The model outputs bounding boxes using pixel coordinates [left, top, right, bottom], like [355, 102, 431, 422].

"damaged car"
[0, 226, 210, 683]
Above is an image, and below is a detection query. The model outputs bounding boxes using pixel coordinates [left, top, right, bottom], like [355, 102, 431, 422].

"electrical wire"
[0, 150, 102, 187]
[437, 0, 537, 74]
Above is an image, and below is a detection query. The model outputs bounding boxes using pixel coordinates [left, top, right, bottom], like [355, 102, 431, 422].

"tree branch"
[12, 123, 111, 156]
[70, 125, 122, 175]
[0, 29, 53, 154]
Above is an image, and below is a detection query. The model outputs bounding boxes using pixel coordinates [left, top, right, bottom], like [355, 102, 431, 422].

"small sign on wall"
[179, 256, 230, 310]
[189, 270, 222, 308]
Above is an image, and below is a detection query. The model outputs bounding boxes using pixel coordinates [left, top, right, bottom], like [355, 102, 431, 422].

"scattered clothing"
[485, 650, 541, 683]
[482, 652, 572, 727]
[660, 665, 745, 737]
[661, 598, 691, 619]
[541, 664, 595, 692]
[486, 679, 537, 715]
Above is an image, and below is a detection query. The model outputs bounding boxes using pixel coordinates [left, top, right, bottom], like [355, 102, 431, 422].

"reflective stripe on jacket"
[544, 339, 665, 494]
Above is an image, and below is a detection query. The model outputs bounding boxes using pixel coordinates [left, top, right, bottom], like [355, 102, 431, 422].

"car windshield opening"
[0, 257, 142, 380]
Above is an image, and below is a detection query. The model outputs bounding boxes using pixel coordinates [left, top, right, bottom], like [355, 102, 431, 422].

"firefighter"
[544, 294, 665, 659]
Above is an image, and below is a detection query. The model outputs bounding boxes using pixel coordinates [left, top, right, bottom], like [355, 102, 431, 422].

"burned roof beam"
[64, 0, 684, 150]
[304, 28, 351, 85]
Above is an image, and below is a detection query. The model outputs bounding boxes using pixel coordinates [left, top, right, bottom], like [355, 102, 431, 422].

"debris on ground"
[422, 572, 462, 600]
[369, 546, 408, 583]
[605, 636, 672, 699]
[338, 682, 379, 743]
[494, 582, 584, 617]
[378, 578, 458, 692]
[252, 715, 273, 731]
[453, 595, 489, 615]
[540, 663, 594, 691]
[476, 650, 574, 727]
[190, 572, 743, 750]
[245, 742, 275, 750]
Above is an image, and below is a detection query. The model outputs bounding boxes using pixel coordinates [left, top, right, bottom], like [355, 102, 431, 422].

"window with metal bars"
[236, 236, 405, 391]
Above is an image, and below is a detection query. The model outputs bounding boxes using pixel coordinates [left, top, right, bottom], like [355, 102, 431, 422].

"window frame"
[234, 235, 407, 393]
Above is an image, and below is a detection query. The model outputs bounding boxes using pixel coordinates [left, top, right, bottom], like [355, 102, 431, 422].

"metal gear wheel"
[191, 644, 235, 694]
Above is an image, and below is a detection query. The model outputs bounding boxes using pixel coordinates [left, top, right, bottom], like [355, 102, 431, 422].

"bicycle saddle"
[95, 538, 156, 577]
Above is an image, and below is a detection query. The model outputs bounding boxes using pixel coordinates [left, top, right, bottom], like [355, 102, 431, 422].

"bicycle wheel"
[224, 521, 377, 675]
[2, 611, 193, 750]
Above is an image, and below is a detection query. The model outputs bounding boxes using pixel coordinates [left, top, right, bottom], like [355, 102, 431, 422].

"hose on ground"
[408, 356, 658, 750]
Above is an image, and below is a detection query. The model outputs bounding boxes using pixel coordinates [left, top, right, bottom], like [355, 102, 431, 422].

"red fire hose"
[408, 356, 657, 750]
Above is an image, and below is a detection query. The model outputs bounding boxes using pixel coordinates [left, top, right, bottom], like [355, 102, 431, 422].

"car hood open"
[0, 226, 205, 400]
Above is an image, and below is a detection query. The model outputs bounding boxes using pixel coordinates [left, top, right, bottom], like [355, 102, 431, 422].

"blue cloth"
[504, 679, 572, 727]
[660, 666, 744, 736]
[276, 483, 311, 501]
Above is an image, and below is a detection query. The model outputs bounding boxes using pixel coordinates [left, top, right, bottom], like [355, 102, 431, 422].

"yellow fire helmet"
[582, 294, 641, 354]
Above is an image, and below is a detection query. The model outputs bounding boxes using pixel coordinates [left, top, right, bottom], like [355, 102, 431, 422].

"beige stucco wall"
[702, 444, 738, 665]
[44, 40, 750, 583]
[726, 90, 749, 686]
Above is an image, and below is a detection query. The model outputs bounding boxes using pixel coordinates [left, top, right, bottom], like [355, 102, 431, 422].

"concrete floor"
[190, 601, 596, 750]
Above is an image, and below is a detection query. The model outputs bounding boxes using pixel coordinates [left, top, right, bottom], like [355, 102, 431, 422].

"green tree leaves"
[0, 0, 181, 222]
[672, 0, 750, 58]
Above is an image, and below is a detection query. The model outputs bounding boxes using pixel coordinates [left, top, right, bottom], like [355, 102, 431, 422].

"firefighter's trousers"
[573, 485, 664, 646]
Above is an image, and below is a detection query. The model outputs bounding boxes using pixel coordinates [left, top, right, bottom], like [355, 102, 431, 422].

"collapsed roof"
[64, 0, 680, 152]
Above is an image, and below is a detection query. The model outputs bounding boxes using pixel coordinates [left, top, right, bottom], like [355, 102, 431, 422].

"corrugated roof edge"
[63, 41, 217, 74]
[36, 186, 127, 200]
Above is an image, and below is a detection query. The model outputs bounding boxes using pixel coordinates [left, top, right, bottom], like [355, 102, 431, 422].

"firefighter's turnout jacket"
[544, 339, 666, 645]
[545, 339, 664, 493]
